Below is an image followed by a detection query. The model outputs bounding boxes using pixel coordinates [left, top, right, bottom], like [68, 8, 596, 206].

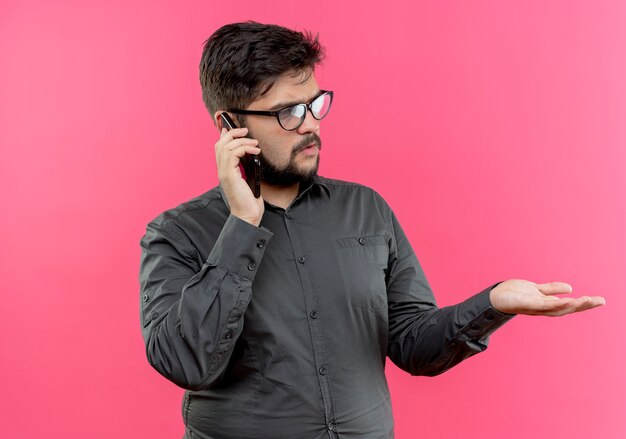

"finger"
[218, 137, 258, 151]
[537, 296, 605, 316]
[219, 127, 249, 140]
[219, 146, 262, 176]
[531, 296, 574, 314]
[216, 136, 257, 150]
[227, 144, 261, 159]
[216, 139, 259, 158]
[536, 282, 573, 296]
[572, 296, 606, 309]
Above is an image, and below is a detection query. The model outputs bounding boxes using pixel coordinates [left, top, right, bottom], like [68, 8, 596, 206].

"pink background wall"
[1, 1, 624, 437]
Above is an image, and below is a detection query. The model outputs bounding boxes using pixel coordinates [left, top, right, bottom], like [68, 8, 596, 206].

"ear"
[214, 111, 225, 131]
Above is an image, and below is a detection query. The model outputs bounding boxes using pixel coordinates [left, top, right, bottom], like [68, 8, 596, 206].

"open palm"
[489, 280, 605, 316]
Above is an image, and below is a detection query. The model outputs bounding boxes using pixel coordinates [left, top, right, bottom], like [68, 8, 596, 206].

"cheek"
[260, 139, 295, 167]
[258, 141, 287, 167]
[248, 124, 297, 166]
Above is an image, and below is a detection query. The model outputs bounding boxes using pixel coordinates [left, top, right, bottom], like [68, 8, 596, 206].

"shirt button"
[285, 213, 293, 220]
[470, 324, 479, 330]
[358, 237, 367, 245]
[142, 294, 149, 302]
[484, 313, 494, 321]
[247, 263, 256, 271]
[298, 256, 306, 264]
[310, 310, 319, 319]
[224, 329, 233, 339]
[319, 367, 327, 375]
[328, 422, 335, 431]
[256, 239, 266, 248]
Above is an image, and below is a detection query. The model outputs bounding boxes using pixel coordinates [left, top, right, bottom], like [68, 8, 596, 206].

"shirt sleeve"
[139, 214, 273, 390]
[385, 210, 515, 376]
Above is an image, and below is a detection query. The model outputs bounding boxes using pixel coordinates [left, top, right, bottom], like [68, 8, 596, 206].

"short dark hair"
[199, 21, 325, 123]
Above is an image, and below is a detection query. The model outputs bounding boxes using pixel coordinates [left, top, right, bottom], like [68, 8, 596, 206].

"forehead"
[250, 70, 320, 109]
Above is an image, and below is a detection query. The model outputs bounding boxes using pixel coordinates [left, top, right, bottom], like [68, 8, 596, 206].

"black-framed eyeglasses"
[227, 90, 334, 131]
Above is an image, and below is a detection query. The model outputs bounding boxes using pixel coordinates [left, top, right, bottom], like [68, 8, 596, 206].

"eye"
[311, 95, 324, 114]
[311, 93, 332, 119]
[282, 104, 305, 119]
[278, 104, 306, 130]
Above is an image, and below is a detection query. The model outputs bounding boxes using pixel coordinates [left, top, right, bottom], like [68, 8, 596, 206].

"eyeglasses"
[227, 90, 333, 131]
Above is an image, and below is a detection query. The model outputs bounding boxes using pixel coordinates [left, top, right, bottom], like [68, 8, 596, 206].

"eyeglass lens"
[278, 92, 332, 130]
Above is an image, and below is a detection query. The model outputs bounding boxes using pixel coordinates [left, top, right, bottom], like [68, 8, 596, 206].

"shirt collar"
[304, 175, 331, 199]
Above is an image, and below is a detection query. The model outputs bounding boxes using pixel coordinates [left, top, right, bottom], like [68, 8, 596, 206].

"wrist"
[230, 211, 262, 227]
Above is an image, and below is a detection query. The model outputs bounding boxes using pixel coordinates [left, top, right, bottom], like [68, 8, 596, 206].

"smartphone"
[221, 112, 261, 198]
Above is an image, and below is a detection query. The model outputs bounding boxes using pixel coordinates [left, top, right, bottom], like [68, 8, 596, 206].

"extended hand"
[215, 127, 264, 226]
[490, 280, 606, 316]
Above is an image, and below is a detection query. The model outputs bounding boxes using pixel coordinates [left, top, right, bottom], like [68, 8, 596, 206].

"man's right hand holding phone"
[215, 125, 264, 227]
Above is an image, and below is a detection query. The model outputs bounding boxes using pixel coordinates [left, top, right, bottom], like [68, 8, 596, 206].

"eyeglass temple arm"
[226, 109, 280, 116]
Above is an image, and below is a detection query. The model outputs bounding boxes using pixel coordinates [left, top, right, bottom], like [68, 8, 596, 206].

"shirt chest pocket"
[334, 235, 389, 310]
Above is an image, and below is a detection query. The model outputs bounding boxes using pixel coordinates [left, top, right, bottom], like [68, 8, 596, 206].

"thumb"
[536, 282, 573, 296]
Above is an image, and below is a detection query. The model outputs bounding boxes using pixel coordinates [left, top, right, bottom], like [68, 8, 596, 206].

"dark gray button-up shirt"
[139, 177, 513, 439]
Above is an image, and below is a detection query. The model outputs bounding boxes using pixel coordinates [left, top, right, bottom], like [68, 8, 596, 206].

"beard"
[258, 133, 322, 186]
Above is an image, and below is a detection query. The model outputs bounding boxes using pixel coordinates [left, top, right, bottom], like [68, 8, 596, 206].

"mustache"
[292, 133, 322, 154]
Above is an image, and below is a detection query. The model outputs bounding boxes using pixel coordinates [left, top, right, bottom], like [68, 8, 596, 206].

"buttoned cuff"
[206, 214, 273, 280]
[456, 283, 515, 344]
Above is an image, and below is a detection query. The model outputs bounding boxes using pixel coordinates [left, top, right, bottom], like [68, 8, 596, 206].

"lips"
[293, 133, 322, 155]
[298, 141, 319, 151]
[298, 143, 319, 156]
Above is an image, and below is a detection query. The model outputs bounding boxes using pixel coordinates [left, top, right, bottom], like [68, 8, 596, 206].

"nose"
[296, 108, 320, 135]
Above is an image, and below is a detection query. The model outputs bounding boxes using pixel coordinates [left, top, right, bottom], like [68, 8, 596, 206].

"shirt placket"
[282, 206, 338, 438]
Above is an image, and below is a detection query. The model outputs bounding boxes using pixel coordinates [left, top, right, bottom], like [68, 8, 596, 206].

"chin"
[260, 155, 320, 186]
[299, 162, 320, 179]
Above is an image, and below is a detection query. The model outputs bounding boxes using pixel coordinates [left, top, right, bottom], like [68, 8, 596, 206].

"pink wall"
[1, 1, 624, 437]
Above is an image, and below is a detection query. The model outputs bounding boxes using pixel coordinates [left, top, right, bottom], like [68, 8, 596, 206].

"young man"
[139, 22, 604, 439]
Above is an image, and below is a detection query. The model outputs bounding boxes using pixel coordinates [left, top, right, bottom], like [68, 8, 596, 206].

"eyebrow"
[266, 90, 322, 111]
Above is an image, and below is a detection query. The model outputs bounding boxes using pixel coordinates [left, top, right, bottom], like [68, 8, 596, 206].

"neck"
[260, 182, 300, 210]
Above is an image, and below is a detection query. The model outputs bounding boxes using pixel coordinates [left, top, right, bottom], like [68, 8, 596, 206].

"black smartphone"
[220, 113, 261, 198]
